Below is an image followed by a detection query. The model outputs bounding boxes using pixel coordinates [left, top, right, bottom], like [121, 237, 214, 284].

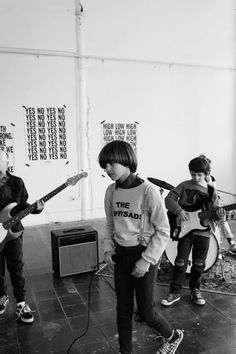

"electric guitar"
[168, 202, 236, 240]
[0, 171, 88, 252]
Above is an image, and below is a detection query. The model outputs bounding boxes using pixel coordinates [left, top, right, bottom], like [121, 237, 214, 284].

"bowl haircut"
[188, 156, 210, 175]
[98, 141, 137, 173]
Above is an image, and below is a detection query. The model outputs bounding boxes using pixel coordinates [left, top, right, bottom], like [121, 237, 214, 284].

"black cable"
[66, 263, 104, 354]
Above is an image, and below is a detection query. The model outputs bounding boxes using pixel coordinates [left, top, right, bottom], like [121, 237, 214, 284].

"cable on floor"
[66, 262, 104, 354]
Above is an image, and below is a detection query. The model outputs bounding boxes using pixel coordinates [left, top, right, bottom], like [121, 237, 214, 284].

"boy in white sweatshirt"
[98, 140, 183, 354]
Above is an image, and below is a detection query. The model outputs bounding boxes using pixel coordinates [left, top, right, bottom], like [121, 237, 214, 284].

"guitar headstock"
[67, 171, 88, 186]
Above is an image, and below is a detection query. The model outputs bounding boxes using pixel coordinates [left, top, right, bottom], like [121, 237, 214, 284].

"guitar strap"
[138, 184, 149, 245]
[206, 183, 220, 235]
[207, 184, 214, 202]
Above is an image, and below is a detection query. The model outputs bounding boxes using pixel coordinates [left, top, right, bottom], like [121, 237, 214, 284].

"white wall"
[0, 0, 81, 225]
[85, 0, 236, 216]
[0, 0, 235, 225]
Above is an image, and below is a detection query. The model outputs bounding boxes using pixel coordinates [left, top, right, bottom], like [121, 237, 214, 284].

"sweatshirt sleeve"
[165, 183, 184, 215]
[103, 184, 116, 254]
[139, 186, 170, 269]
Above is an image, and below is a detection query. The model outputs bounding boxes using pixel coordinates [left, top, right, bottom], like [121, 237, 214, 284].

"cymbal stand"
[216, 228, 227, 281]
[217, 251, 226, 281]
[157, 187, 165, 269]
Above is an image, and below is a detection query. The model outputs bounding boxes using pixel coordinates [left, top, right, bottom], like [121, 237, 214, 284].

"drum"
[164, 232, 220, 273]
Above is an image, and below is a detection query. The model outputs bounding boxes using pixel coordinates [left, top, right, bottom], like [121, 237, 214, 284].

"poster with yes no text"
[24, 106, 68, 162]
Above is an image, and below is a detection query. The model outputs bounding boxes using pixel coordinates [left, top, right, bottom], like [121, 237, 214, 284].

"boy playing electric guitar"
[0, 150, 44, 323]
[161, 155, 223, 307]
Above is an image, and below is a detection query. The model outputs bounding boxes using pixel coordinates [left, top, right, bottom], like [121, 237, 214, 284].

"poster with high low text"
[102, 122, 137, 152]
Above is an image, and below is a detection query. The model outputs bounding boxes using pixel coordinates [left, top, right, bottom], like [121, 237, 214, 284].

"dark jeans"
[114, 244, 172, 354]
[0, 234, 26, 302]
[170, 234, 210, 293]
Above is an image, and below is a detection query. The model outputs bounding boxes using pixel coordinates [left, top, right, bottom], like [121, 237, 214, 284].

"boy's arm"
[19, 181, 43, 214]
[165, 183, 184, 215]
[135, 187, 170, 273]
[103, 184, 115, 254]
[10, 178, 30, 215]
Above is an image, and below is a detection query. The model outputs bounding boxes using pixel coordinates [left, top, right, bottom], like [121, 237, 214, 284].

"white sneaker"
[16, 303, 35, 323]
[0, 295, 9, 315]
[161, 293, 180, 306]
[228, 243, 236, 254]
[156, 329, 184, 354]
[190, 289, 205, 306]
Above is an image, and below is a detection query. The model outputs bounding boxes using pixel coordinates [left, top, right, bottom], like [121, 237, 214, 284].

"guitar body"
[0, 202, 17, 223]
[168, 210, 210, 240]
[0, 203, 23, 252]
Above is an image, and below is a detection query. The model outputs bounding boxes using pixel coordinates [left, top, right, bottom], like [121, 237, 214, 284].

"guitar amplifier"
[51, 226, 99, 277]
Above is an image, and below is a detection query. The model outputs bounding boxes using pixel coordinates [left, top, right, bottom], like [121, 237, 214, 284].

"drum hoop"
[203, 235, 219, 273]
[164, 234, 219, 273]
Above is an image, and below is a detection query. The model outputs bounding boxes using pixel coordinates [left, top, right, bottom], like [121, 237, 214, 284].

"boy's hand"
[104, 251, 115, 265]
[131, 258, 150, 278]
[36, 200, 44, 211]
[215, 207, 225, 218]
[178, 210, 189, 222]
[131, 266, 147, 278]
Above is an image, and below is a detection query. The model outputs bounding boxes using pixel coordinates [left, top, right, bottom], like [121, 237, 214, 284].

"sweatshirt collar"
[115, 173, 143, 189]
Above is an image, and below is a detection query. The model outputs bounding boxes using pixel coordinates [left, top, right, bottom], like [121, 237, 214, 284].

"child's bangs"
[99, 145, 129, 168]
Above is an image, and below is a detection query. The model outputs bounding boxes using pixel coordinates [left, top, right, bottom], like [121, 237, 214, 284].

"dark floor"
[0, 219, 236, 354]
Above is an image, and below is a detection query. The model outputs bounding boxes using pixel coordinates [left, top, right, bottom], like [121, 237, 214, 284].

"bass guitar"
[168, 202, 236, 240]
[0, 171, 88, 252]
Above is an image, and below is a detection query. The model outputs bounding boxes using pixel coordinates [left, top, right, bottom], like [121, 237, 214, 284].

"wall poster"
[24, 106, 68, 162]
[102, 122, 137, 152]
[0, 124, 15, 172]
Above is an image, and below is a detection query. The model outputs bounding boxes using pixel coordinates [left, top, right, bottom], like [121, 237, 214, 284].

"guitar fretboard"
[199, 203, 236, 220]
[3, 182, 68, 231]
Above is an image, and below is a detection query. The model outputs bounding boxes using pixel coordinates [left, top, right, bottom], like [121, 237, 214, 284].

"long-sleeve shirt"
[0, 171, 40, 232]
[103, 175, 170, 269]
[165, 179, 220, 237]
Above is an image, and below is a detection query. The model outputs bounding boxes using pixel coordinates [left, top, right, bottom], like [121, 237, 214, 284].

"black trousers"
[170, 234, 210, 293]
[114, 244, 172, 354]
[0, 234, 26, 302]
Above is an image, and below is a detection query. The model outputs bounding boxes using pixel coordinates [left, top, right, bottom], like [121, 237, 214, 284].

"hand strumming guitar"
[177, 209, 189, 222]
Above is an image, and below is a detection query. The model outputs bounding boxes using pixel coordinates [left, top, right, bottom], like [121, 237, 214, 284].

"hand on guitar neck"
[36, 199, 44, 212]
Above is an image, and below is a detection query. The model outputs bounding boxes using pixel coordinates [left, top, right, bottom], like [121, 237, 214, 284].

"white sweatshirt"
[103, 181, 170, 271]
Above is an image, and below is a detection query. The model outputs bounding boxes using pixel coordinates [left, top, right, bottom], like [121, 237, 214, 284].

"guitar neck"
[199, 203, 236, 220]
[3, 182, 68, 230]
